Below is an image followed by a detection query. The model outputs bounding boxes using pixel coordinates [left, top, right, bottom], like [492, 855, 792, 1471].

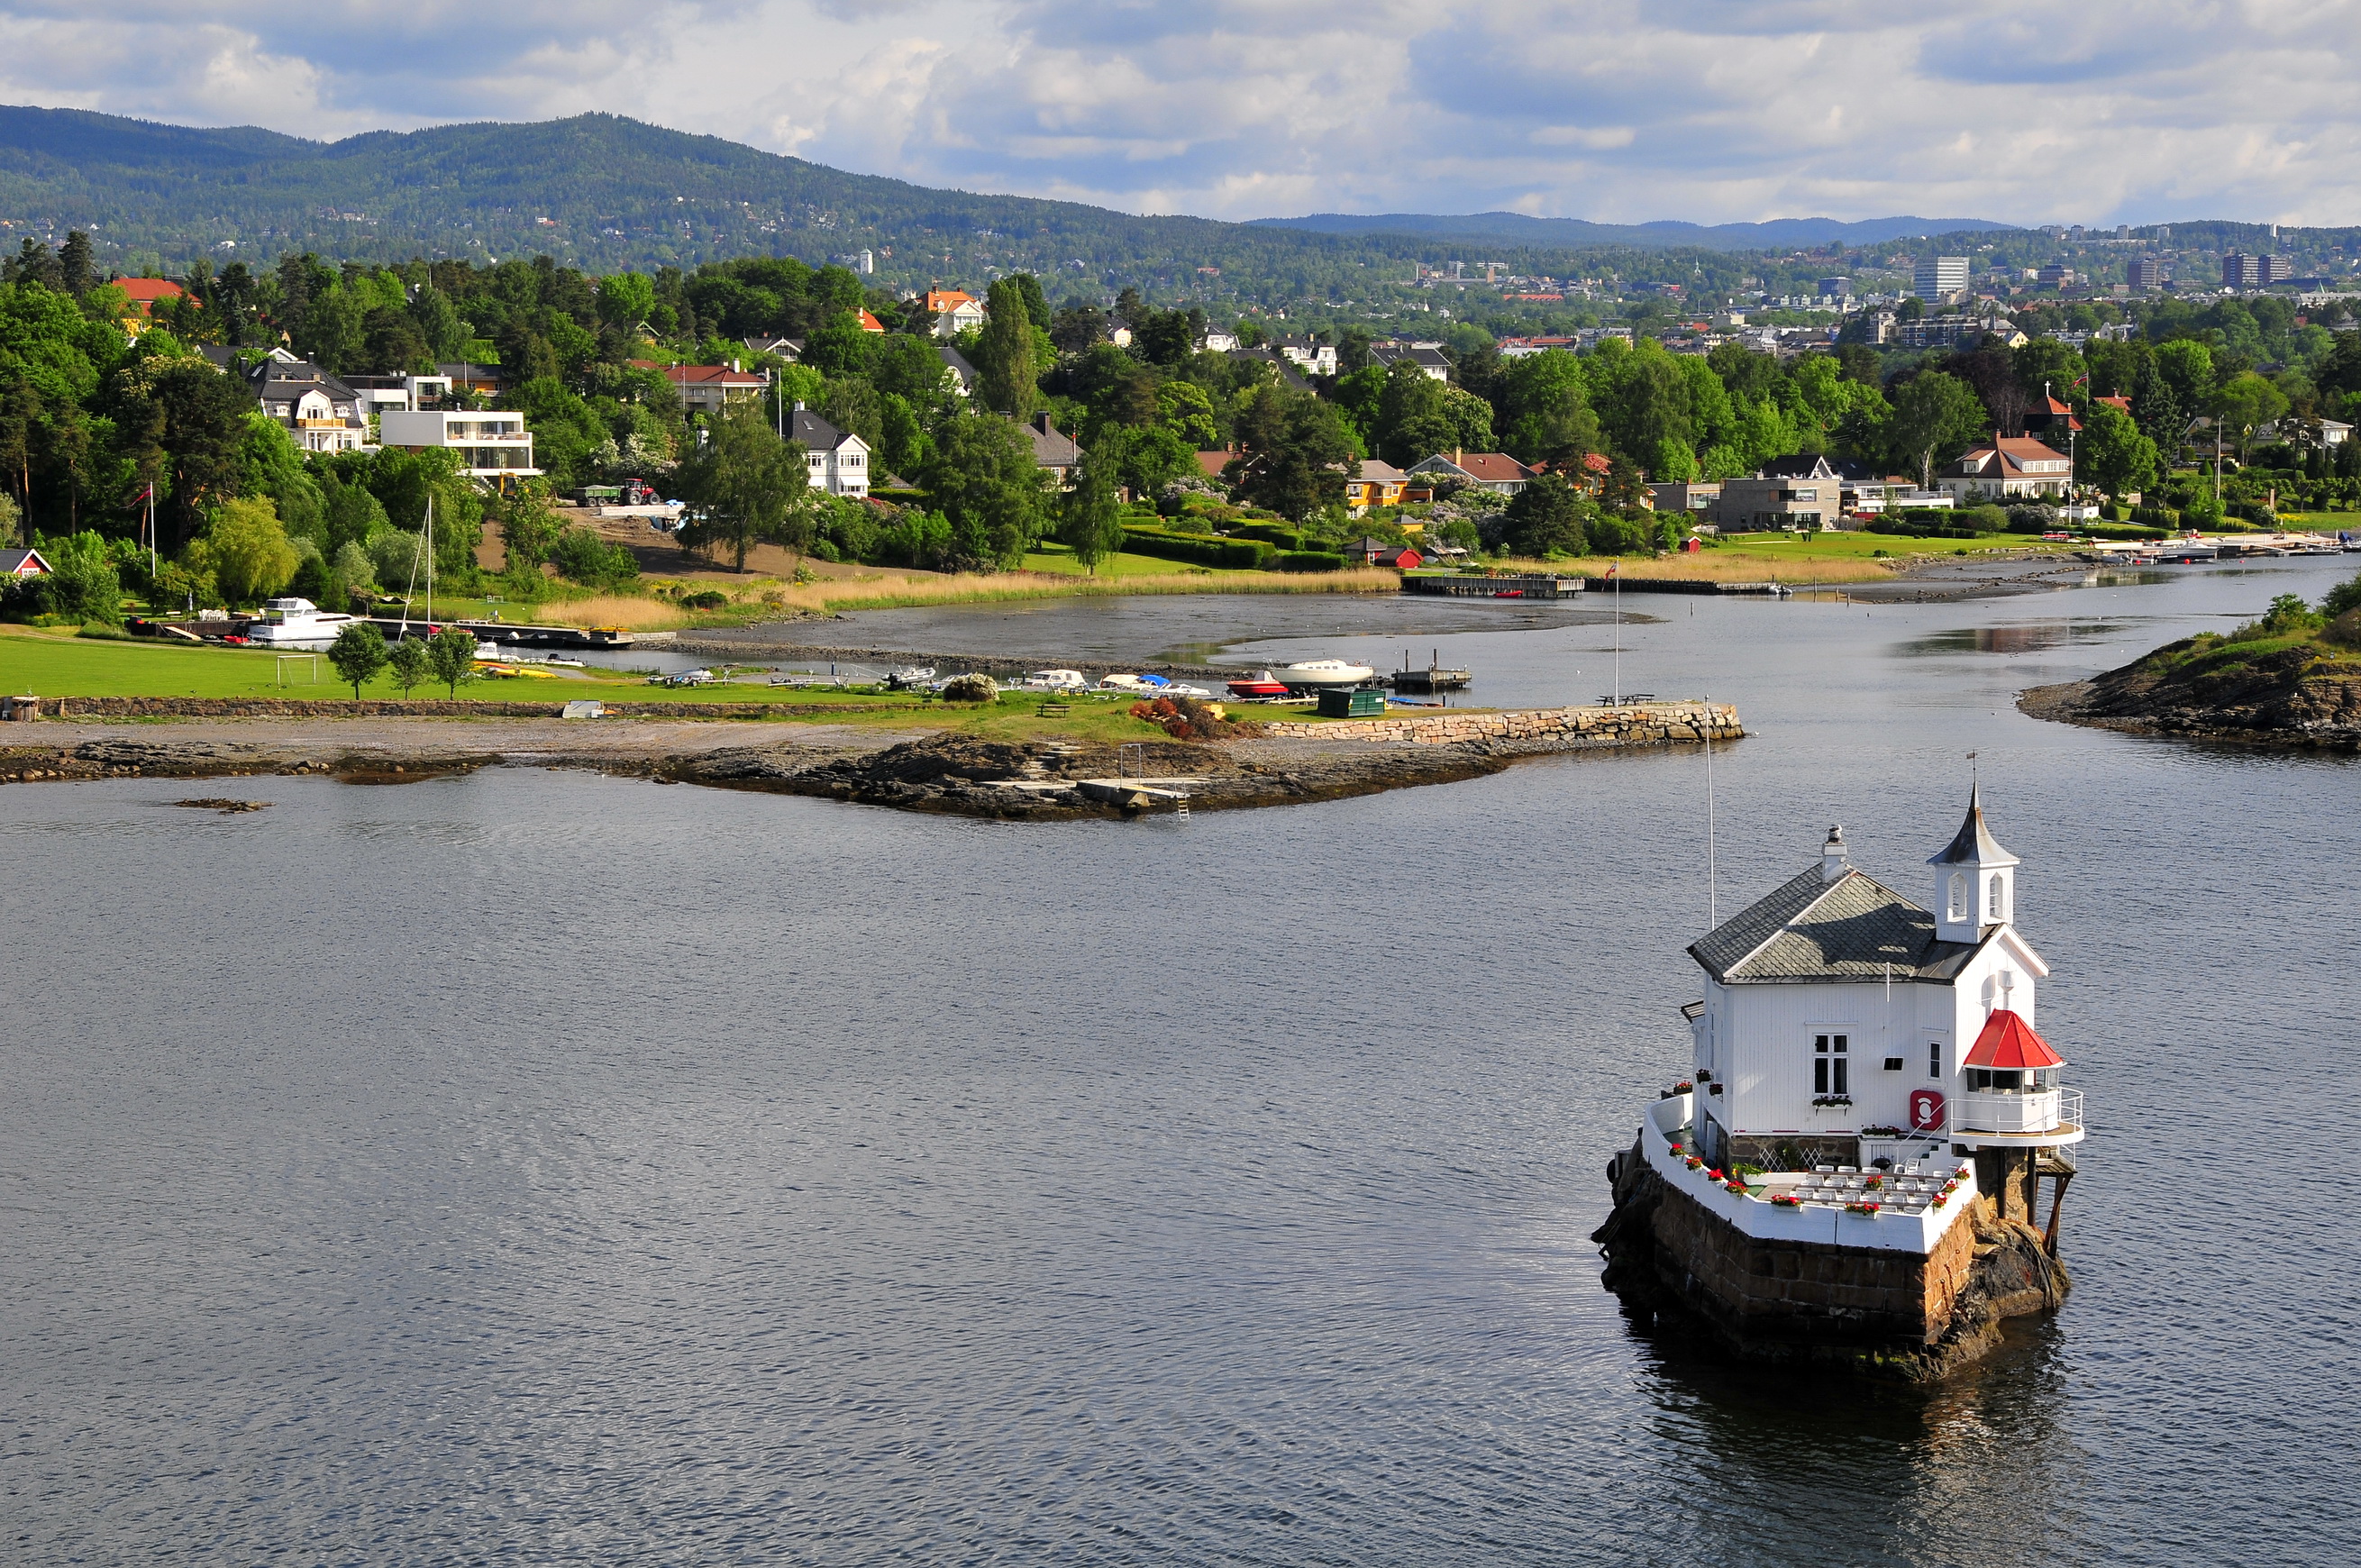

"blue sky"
[1, 1, 2352, 226]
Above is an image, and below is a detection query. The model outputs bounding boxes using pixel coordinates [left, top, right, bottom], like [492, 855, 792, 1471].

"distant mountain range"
[1251, 212, 2019, 251]
[0, 104, 2030, 305]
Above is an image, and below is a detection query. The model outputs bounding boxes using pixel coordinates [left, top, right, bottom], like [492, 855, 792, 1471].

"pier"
[1400, 573, 1586, 599]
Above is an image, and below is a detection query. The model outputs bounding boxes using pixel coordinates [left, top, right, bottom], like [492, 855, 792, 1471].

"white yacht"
[1281, 659, 1378, 689]
[245, 597, 361, 644]
[1016, 669, 1089, 692]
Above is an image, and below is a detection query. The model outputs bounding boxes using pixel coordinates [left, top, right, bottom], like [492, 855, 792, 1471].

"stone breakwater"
[1594, 1137, 2067, 1380]
[1256, 700, 1740, 752]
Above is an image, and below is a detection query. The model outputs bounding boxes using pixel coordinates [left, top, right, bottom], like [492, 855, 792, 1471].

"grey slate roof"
[1689, 863, 1983, 984]
[1929, 785, 2019, 867]
[789, 409, 856, 451]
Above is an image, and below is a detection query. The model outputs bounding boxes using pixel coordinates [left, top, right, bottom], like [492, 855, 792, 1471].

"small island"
[2021, 573, 2361, 750]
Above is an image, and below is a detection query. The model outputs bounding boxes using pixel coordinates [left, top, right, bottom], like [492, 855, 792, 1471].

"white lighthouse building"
[1684, 789, 2084, 1225]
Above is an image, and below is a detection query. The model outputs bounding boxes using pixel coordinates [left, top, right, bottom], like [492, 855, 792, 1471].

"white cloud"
[1, 0, 2356, 225]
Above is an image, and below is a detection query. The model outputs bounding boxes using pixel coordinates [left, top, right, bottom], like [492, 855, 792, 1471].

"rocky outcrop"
[1594, 1135, 2068, 1381]
[2022, 638, 2361, 750]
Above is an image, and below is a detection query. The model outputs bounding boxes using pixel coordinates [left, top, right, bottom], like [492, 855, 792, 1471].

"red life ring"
[1910, 1089, 1946, 1132]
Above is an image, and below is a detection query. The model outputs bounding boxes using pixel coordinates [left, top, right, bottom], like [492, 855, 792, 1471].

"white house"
[788, 406, 870, 497]
[1937, 435, 2073, 501]
[1273, 334, 1338, 378]
[1683, 792, 2083, 1219]
[378, 409, 540, 485]
[250, 358, 371, 453]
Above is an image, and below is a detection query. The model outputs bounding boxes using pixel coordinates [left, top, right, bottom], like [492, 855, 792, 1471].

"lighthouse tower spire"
[1929, 784, 2020, 943]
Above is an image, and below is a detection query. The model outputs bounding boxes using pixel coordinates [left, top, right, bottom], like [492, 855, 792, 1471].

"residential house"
[1199, 329, 1241, 352]
[249, 356, 372, 453]
[2022, 395, 2082, 442]
[1348, 537, 1422, 568]
[857, 309, 886, 333]
[641, 361, 770, 416]
[1196, 448, 1235, 481]
[1710, 455, 1847, 531]
[2095, 394, 2133, 417]
[2254, 416, 2353, 448]
[1371, 342, 1452, 380]
[1345, 459, 1409, 514]
[938, 345, 978, 397]
[379, 409, 538, 485]
[112, 277, 186, 334]
[1016, 413, 1084, 486]
[743, 335, 804, 362]
[2, 548, 52, 579]
[787, 406, 871, 497]
[1937, 435, 2074, 501]
[342, 371, 453, 423]
[437, 361, 508, 398]
[1226, 348, 1312, 392]
[1407, 451, 1535, 496]
[1652, 479, 1723, 515]
[1273, 335, 1339, 378]
[917, 289, 987, 339]
[1536, 451, 1614, 495]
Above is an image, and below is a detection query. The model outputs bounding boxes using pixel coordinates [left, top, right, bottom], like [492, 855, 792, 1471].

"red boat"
[1225, 670, 1291, 699]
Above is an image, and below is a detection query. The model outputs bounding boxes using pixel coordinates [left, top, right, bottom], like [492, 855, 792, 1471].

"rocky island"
[2020, 588, 2361, 751]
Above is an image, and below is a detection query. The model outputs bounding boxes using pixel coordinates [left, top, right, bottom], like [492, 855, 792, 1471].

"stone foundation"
[1595, 1136, 2068, 1379]
[1255, 700, 1739, 752]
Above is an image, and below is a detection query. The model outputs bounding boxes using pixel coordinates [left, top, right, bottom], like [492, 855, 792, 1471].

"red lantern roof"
[1964, 1008, 2064, 1070]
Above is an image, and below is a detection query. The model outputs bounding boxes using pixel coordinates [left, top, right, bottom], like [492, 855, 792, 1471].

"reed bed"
[532, 568, 1399, 625]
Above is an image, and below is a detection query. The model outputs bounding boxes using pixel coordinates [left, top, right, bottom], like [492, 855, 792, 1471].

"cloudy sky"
[1, 1, 2353, 226]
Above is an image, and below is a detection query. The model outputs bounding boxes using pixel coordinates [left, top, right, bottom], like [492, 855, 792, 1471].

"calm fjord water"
[5, 560, 2356, 1564]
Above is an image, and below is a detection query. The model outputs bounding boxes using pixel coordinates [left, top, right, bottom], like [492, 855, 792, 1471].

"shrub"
[1230, 521, 1305, 549]
[1119, 527, 1273, 570]
[680, 589, 729, 611]
[1274, 550, 1348, 572]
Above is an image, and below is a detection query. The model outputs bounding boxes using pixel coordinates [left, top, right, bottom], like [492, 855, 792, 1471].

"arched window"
[1948, 871, 1967, 921]
[1987, 872, 2005, 920]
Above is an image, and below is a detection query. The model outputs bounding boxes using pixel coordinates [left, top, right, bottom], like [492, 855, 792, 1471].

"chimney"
[1821, 825, 1849, 884]
[793, 400, 806, 413]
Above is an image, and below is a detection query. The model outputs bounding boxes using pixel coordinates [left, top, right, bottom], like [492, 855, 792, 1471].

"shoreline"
[0, 701, 1743, 818]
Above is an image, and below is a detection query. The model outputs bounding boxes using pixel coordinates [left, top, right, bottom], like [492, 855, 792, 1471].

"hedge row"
[1119, 528, 1276, 570]
[1275, 551, 1350, 572]
[1230, 522, 1306, 550]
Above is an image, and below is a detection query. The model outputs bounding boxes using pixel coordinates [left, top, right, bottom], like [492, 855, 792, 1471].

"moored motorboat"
[245, 597, 360, 645]
[1098, 672, 1171, 694]
[1017, 669, 1089, 691]
[1224, 670, 1291, 699]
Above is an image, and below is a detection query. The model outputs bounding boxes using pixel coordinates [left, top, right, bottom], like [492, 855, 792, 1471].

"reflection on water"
[1899, 621, 2146, 656]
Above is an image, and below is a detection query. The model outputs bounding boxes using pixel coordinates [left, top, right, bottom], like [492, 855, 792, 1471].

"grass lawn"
[0, 624, 1220, 741]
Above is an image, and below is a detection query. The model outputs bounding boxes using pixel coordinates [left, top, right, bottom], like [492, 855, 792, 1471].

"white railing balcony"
[1957, 1087, 2082, 1135]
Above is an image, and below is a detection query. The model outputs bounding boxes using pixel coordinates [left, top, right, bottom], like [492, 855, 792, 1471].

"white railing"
[1956, 1086, 2083, 1135]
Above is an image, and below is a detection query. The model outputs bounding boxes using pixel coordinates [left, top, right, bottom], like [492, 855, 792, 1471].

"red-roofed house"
[1406, 450, 1535, 496]
[918, 289, 987, 338]
[1937, 434, 2074, 501]
[635, 360, 770, 415]
[113, 278, 185, 317]
[2023, 395, 2082, 440]
[2095, 394, 2132, 416]
[859, 308, 885, 333]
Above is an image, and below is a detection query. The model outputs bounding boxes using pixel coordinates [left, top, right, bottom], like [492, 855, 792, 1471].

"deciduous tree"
[328, 620, 387, 697]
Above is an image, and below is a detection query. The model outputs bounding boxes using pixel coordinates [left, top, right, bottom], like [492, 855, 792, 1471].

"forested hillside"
[0, 105, 2022, 320]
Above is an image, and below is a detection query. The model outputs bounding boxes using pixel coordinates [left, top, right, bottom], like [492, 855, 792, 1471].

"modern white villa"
[378, 409, 541, 487]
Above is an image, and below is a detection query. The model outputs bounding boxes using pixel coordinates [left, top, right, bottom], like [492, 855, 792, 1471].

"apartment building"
[378, 410, 539, 485]
[1912, 255, 1970, 297]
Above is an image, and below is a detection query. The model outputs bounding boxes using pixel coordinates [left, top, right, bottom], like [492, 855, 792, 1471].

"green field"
[0, 625, 1272, 742]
